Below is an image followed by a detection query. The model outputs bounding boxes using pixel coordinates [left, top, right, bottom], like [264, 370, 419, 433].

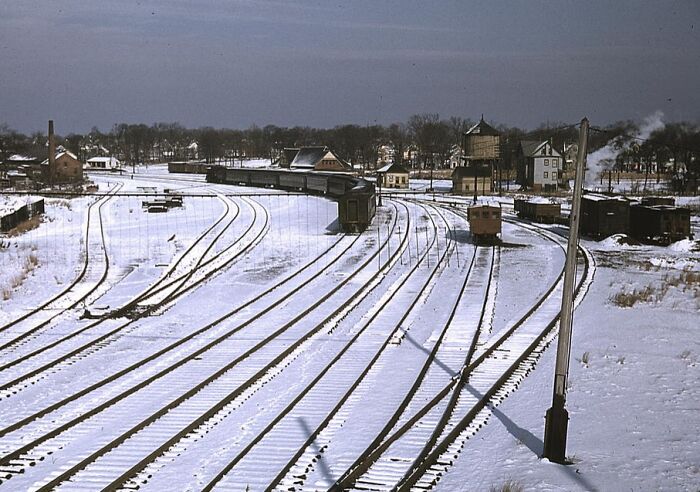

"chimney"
[48, 120, 56, 185]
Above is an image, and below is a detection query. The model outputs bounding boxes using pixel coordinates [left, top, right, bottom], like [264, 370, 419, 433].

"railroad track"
[0, 194, 264, 395]
[0, 201, 405, 490]
[0, 189, 237, 356]
[0, 183, 122, 345]
[206, 203, 488, 492]
[257, 204, 493, 491]
[332, 214, 594, 491]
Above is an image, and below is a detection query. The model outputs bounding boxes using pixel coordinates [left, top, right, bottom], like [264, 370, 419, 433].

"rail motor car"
[467, 203, 501, 243]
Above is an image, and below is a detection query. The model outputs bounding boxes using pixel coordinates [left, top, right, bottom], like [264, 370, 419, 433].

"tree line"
[1, 116, 699, 179]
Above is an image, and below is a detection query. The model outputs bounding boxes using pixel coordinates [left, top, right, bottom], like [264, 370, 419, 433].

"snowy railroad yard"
[0, 166, 697, 491]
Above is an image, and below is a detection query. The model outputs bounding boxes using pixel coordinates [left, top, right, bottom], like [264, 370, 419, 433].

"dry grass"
[490, 480, 524, 492]
[611, 269, 700, 307]
[6, 215, 43, 237]
[1, 253, 39, 301]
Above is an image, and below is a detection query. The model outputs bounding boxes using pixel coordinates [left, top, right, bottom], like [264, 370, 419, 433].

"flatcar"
[467, 204, 501, 244]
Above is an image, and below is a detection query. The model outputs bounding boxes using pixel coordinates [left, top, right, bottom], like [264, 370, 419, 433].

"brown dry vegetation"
[1, 253, 39, 301]
[6, 215, 43, 237]
[611, 269, 700, 307]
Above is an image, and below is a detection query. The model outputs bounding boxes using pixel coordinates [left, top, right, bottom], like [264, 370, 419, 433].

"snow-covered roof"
[377, 162, 409, 174]
[583, 193, 628, 202]
[7, 154, 37, 162]
[87, 156, 120, 164]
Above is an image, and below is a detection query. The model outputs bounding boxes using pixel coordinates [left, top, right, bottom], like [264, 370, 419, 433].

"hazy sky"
[1, 0, 698, 134]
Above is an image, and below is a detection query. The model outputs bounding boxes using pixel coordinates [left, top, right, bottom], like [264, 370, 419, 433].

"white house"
[520, 140, 562, 191]
[86, 156, 122, 170]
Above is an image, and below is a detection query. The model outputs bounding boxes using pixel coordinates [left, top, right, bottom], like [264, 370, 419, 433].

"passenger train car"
[205, 166, 376, 232]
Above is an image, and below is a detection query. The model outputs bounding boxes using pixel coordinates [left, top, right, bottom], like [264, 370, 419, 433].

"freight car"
[630, 204, 691, 244]
[514, 198, 561, 223]
[167, 161, 210, 174]
[467, 203, 501, 244]
[205, 167, 376, 232]
[580, 193, 631, 239]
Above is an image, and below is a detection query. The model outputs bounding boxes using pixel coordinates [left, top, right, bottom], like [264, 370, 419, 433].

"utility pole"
[543, 117, 589, 464]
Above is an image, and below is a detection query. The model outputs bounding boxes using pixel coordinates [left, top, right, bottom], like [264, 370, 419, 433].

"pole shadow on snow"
[402, 331, 458, 377]
[461, 383, 598, 491]
[297, 416, 334, 484]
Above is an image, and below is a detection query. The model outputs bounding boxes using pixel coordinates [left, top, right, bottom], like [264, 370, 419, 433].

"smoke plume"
[585, 111, 665, 187]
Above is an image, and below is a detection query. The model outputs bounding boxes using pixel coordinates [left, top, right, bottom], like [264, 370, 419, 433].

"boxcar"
[581, 193, 630, 239]
[337, 182, 376, 233]
[514, 198, 561, 223]
[467, 204, 501, 244]
[630, 205, 691, 244]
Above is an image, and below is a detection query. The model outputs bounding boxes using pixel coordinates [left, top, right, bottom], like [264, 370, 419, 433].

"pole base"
[543, 405, 569, 464]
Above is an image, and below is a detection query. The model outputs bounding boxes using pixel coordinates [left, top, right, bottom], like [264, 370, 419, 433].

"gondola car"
[514, 198, 561, 223]
[337, 181, 376, 233]
[467, 204, 501, 244]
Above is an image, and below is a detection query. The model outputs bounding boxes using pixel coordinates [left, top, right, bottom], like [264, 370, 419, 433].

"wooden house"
[452, 165, 492, 195]
[377, 162, 409, 189]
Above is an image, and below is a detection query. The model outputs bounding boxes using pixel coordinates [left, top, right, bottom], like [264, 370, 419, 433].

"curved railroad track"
[0, 201, 404, 490]
[0, 194, 263, 394]
[334, 210, 594, 491]
[0, 189, 237, 355]
[0, 183, 122, 342]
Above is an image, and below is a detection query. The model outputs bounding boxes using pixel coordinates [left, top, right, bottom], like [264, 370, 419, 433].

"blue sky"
[1, 0, 698, 133]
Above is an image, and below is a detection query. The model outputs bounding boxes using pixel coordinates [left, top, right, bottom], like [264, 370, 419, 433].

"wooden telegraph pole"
[543, 117, 589, 464]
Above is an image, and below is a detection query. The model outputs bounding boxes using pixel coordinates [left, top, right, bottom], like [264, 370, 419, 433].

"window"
[552, 172, 557, 179]
[544, 159, 549, 166]
[552, 159, 558, 168]
[544, 171, 548, 178]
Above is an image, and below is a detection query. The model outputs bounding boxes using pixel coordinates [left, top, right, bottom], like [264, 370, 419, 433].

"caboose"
[467, 203, 502, 244]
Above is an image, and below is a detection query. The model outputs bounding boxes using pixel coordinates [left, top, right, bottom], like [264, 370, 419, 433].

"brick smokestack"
[48, 120, 56, 185]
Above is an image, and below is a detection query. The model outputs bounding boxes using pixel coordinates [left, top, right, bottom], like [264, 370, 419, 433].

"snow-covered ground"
[0, 169, 697, 491]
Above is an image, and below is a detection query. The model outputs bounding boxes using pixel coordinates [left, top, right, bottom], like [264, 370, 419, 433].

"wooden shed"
[580, 193, 631, 239]
[630, 205, 691, 243]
